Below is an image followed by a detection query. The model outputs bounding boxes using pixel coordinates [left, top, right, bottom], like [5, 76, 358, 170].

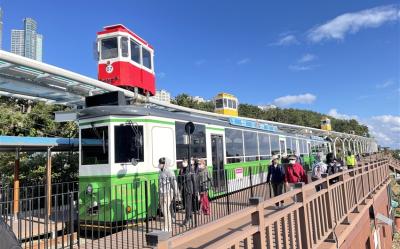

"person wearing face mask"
[158, 157, 178, 232]
[266, 155, 285, 207]
[182, 159, 195, 226]
[284, 155, 308, 191]
[197, 159, 211, 215]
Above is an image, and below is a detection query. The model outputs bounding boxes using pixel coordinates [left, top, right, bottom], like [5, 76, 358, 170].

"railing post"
[296, 183, 311, 249]
[146, 230, 171, 249]
[69, 191, 74, 249]
[225, 171, 230, 215]
[249, 197, 266, 249]
[249, 167, 254, 197]
[145, 181, 149, 234]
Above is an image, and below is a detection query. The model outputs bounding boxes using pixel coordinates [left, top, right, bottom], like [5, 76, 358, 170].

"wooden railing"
[156, 153, 399, 249]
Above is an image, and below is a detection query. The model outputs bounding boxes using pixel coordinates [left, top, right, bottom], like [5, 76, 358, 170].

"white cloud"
[365, 115, 400, 149]
[237, 58, 250, 65]
[308, 5, 400, 42]
[376, 79, 395, 88]
[273, 93, 316, 107]
[289, 64, 316, 71]
[371, 115, 400, 127]
[270, 34, 299, 46]
[328, 109, 359, 120]
[195, 59, 206, 66]
[298, 54, 317, 63]
[327, 109, 400, 149]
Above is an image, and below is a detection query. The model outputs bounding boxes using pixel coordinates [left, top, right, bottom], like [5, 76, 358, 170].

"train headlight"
[126, 206, 132, 214]
[86, 184, 93, 194]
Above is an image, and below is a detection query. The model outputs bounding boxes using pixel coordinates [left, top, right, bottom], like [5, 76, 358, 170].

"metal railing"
[159, 153, 397, 249]
[0, 163, 272, 248]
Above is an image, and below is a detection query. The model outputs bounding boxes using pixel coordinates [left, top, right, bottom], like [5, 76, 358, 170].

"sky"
[1, 0, 399, 148]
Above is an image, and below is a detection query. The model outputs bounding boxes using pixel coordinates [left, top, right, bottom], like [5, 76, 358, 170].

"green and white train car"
[78, 105, 329, 223]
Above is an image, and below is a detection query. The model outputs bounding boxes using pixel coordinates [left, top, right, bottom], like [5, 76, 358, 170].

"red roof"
[97, 24, 153, 49]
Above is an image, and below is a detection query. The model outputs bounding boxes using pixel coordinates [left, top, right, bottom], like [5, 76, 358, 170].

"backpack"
[311, 163, 321, 180]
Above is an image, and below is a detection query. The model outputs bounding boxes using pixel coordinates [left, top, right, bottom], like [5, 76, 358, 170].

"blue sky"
[1, 0, 399, 148]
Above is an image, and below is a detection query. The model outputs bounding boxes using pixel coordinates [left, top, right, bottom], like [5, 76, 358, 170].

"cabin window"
[114, 125, 144, 163]
[225, 128, 244, 163]
[175, 122, 206, 160]
[142, 47, 152, 70]
[101, 38, 118, 59]
[232, 100, 237, 109]
[300, 140, 307, 154]
[258, 133, 271, 159]
[81, 126, 109, 165]
[121, 37, 129, 57]
[215, 99, 223, 108]
[223, 99, 228, 108]
[244, 131, 258, 161]
[130, 40, 140, 64]
[228, 99, 233, 109]
[270, 135, 280, 155]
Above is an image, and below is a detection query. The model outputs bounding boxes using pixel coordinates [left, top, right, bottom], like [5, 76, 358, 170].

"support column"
[13, 148, 20, 217]
[46, 147, 52, 218]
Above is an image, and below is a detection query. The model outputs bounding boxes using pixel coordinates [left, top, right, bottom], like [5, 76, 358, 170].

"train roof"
[78, 104, 352, 143]
[97, 24, 153, 49]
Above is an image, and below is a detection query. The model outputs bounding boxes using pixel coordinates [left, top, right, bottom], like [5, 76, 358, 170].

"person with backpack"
[267, 155, 285, 207]
[311, 152, 327, 191]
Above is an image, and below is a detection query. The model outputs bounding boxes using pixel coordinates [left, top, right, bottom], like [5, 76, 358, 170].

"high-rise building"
[0, 8, 3, 49]
[11, 30, 24, 56]
[35, 34, 43, 61]
[10, 17, 43, 61]
[151, 89, 171, 103]
[24, 18, 37, 59]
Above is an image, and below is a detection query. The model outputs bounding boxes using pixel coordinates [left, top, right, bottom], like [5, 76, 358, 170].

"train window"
[81, 126, 109, 165]
[228, 99, 233, 109]
[175, 122, 206, 160]
[121, 37, 129, 57]
[300, 140, 307, 154]
[114, 125, 144, 163]
[270, 135, 280, 155]
[243, 131, 258, 161]
[258, 133, 271, 157]
[215, 99, 223, 108]
[225, 128, 244, 158]
[101, 38, 118, 59]
[286, 137, 293, 155]
[232, 100, 237, 109]
[130, 40, 140, 64]
[223, 99, 228, 108]
[142, 47, 152, 70]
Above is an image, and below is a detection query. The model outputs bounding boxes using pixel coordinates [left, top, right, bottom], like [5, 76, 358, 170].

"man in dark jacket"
[267, 155, 285, 207]
[267, 155, 285, 195]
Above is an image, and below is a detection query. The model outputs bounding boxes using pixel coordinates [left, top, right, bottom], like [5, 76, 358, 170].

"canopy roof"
[0, 136, 79, 152]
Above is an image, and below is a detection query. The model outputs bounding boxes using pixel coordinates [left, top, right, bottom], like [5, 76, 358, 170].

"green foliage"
[172, 94, 215, 112]
[0, 97, 78, 185]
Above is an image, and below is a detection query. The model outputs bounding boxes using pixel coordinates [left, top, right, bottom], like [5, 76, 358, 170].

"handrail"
[158, 153, 399, 249]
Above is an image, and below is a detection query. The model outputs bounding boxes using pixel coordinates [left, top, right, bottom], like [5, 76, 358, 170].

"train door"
[279, 137, 287, 157]
[211, 135, 225, 190]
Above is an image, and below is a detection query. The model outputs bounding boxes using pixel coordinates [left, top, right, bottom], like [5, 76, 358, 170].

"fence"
[0, 164, 272, 248]
[162, 153, 397, 249]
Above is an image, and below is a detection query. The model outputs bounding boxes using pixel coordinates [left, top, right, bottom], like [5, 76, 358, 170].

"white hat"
[271, 155, 279, 160]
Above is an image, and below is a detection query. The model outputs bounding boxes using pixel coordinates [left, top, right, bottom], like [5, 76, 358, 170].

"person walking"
[346, 151, 357, 169]
[311, 152, 327, 191]
[197, 159, 211, 215]
[326, 153, 343, 184]
[284, 155, 308, 189]
[266, 155, 285, 207]
[158, 157, 178, 232]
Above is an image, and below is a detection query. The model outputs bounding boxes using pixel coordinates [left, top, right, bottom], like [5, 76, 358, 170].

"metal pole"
[13, 148, 20, 218]
[46, 147, 52, 218]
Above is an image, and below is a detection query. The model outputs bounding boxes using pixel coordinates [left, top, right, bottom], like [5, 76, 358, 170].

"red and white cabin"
[97, 24, 155, 96]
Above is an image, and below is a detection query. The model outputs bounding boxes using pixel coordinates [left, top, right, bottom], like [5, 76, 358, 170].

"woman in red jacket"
[284, 155, 308, 189]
